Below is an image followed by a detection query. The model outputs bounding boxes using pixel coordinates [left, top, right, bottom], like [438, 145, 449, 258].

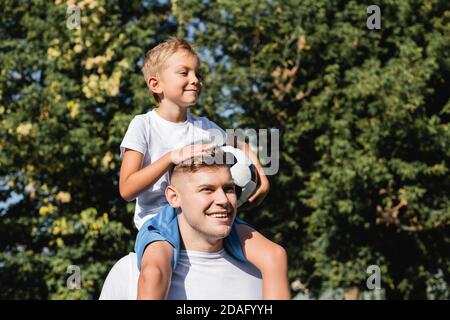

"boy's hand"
[171, 143, 216, 165]
[241, 172, 270, 210]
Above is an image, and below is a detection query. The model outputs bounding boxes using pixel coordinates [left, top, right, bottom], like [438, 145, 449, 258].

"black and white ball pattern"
[221, 145, 258, 207]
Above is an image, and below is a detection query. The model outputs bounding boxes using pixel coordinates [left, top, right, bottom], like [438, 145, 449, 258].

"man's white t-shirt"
[99, 250, 262, 300]
[120, 110, 227, 230]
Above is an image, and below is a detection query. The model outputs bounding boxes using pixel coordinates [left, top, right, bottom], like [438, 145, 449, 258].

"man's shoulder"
[99, 252, 138, 300]
[109, 252, 137, 277]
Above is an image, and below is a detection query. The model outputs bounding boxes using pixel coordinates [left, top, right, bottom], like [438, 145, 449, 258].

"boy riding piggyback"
[119, 37, 290, 299]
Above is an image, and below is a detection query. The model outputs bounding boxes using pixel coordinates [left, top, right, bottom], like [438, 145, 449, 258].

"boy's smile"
[153, 50, 203, 109]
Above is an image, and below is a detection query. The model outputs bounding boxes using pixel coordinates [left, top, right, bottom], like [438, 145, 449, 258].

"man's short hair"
[171, 147, 230, 179]
[142, 37, 200, 102]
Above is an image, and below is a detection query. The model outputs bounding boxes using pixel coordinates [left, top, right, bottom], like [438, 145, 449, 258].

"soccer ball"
[221, 145, 258, 207]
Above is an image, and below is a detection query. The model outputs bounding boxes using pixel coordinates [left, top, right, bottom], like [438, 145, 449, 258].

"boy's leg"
[137, 240, 173, 299]
[236, 223, 291, 300]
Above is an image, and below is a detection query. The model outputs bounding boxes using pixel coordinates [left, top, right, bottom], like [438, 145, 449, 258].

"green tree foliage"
[1, 0, 448, 299]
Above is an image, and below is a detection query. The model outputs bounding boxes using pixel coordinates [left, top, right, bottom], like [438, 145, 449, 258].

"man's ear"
[165, 185, 181, 208]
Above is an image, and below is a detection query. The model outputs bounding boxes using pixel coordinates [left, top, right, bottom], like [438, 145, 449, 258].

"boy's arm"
[119, 144, 216, 201]
[137, 241, 173, 299]
[228, 136, 270, 208]
[119, 149, 173, 202]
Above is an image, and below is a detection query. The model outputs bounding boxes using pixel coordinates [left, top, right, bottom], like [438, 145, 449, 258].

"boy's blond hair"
[142, 37, 200, 102]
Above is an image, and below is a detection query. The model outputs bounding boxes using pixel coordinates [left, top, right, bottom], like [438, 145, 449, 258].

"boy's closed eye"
[177, 68, 202, 79]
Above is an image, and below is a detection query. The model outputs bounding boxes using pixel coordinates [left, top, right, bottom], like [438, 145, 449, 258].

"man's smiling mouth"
[205, 211, 232, 218]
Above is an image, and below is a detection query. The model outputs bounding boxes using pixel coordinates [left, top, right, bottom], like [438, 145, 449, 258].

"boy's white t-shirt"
[99, 250, 263, 300]
[120, 109, 227, 229]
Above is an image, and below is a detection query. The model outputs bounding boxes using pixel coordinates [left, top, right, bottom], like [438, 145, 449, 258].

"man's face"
[169, 166, 237, 242]
[155, 50, 202, 108]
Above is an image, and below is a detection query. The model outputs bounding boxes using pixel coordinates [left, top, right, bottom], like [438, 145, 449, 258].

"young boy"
[119, 37, 290, 299]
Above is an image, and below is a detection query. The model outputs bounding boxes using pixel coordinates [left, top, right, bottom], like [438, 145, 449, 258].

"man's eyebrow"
[197, 182, 235, 189]
[197, 184, 214, 189]
[223, 181, 236, 188]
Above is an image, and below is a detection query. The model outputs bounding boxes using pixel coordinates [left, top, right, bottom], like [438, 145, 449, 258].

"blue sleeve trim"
[134, 205, 180, 271]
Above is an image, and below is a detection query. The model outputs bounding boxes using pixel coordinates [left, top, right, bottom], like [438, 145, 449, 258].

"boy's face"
[150, 50, 202, 108]
[167, 166, 237, 241]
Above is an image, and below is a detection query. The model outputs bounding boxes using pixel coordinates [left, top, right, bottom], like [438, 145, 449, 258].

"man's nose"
[214, 188, 229, 205]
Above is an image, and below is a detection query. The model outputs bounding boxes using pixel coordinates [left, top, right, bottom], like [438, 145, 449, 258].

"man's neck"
[156, 102, 188, 123]
[178, 215, 224, 253]
[180, 238, 224, 253]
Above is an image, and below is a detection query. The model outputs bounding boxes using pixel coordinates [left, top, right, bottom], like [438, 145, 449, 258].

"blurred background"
[0, 0, 448, 299]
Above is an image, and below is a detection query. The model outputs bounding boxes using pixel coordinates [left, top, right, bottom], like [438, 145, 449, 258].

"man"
[100, 152, 288, 299]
